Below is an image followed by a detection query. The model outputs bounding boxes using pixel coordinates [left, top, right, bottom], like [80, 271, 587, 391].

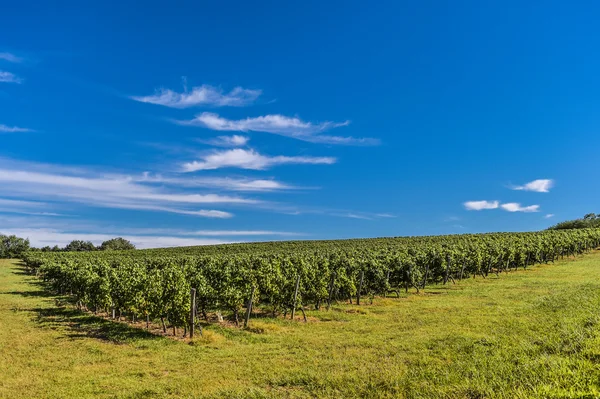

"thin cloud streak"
[0, 124, 33, 133]
[138, 173, 301, 192]
[182, 148, 336, 171]
[131, 84, 261, 108]
[0, 160, 265, 218]
[198, 135, 250, 147]
[0, 198, 63, 217]
[178, 112, 379, 146]
[0, 52, 23, 63]
[0, 215, 304, 240]
[0, 71, 22, 84]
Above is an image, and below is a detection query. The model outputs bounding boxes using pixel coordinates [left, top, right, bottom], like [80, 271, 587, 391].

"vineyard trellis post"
[291, 275, 300, 320]
[357, 270, 364, 305]
[244, 286, 255, 328]
[189, 288, 196, 338]
[327, 272, 336, 310]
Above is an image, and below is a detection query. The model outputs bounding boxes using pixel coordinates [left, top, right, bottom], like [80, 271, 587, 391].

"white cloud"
[0, 198, 57, 216]
[182, 148, 336, 171]
[0, 159, 265, 218]
[375, 213, 396, 218]
[131, 85, 261, 108]
[512, 179, 554, 193]
[138, 173, 299, 192]
[463, 200, 500, 211]
[545, 213, 555, 219]
[341, 213, 373, 220]
[500, 203, 540, 213]
[0, 198, 44, 208]
[96, 202, 233, 218]
[328, 212, 396, 220]
[178, 112, 379, 146]
[0, 124, 33, 133]
[0, 169, 255, 204]
[0, 71, 22, 84]
[0, 53, 22, 63]
[199, 135, 250, 147]
[0, 214, 304, 240]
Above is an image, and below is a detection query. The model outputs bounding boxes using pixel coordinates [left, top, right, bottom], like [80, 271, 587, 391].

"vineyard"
[22, 229, 600, 337]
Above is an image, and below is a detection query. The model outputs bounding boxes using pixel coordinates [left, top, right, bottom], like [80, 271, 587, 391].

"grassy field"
[2, 253, 600, 399]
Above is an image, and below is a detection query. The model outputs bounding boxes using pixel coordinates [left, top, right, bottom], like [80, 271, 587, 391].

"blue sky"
[1, 1, 599, 248]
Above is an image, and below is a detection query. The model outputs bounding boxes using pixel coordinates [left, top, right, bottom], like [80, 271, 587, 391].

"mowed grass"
[2, 254, 600, 398]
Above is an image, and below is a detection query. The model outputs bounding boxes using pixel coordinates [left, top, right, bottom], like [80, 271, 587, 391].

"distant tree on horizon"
[99, 237, 136, 251]
[548, 213, 600, 230]
[64, 240, 96, 252]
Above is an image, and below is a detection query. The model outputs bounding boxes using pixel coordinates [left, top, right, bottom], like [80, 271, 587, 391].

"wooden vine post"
[326, 272, 336, 310]
[444, 255, 451, 284]
[244, 286, 256, 328]
[189, 288, 196, 338]
[291, 275, 300, 320]
[356, 270, 364, 305]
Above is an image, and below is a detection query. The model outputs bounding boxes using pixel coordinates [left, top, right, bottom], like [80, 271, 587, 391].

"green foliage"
[40, 245, 62, 252]
[22, 229, 600, 330]
[64, 240, 97, 252]
[549, 213, 600, 230]
[6, 251, 600, 398]
[99, 237, 135, 251]
[0, 234, 30, 259]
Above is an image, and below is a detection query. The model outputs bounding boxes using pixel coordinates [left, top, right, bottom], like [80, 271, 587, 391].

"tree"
[99, 237, 136, 251]
[64, 240, 96, 252]
[0, 235, 30, 258]
[548, 213, 600, 230]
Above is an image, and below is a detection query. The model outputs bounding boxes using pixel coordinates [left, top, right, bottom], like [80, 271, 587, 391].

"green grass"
[2, 254, 600, 398]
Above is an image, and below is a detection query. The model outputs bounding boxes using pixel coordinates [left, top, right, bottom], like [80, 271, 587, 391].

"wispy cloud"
[545, 213, 555, 219]
[279, 205, 395, 221]
[375, 213, 396, 218]
[463, 200, 499, 211]
[182, 148, 336, 171]
[0, 159, 265, 218]
[178, 112, 379, 146]
[0, 214, 305, 245]
[138, 173, 300, 192]
[0, 71, 22, 84]
[0, 53, 22, 63]
[0, 198, 45, 213]
[0, 124, 33, 133]
[340, 213, 373, 220]
[444, 216, 461, 222]
[198, 135, 250, 147]
[500, 203, 540, 213]
[131, 84, 261, 108]
[511, 179, 554, 193]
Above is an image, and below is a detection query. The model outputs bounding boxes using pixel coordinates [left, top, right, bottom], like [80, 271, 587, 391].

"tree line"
[548, 213, 600, 230]
[0, 235, 135, 259]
